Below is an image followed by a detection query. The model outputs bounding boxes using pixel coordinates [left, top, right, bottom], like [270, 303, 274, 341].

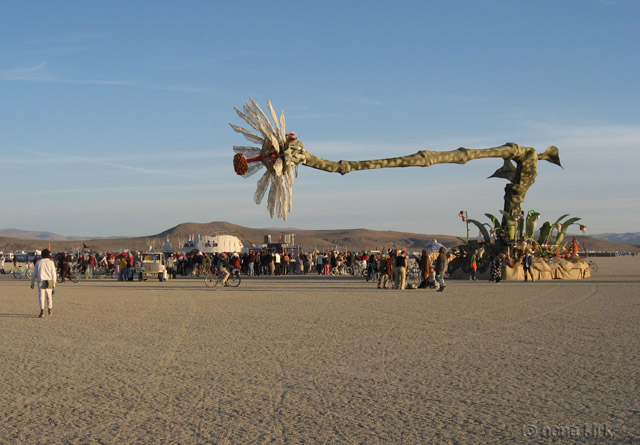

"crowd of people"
[2, 242, 551, 290]
[160, 247, 451, 291]
[2, 246, 454, 292]
[11, 242, 572, 319]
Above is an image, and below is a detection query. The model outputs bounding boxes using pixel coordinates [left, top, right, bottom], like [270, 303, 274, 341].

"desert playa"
[1, 256, 638, 443]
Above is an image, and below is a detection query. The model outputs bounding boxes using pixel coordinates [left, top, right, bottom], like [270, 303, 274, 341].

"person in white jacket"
[31, 249, 57, 318]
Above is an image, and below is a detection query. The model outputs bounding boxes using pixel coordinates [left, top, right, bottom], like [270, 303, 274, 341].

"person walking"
[30, 249, 57, 318]
[435, 247, 448, 292]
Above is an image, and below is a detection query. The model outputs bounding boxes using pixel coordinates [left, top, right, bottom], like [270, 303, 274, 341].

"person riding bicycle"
[58, 254, 71, 283]
[218, 252, 231, 286]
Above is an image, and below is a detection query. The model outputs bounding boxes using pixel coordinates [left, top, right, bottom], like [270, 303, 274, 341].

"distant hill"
[155, 221, 462, 252]
[0, 228, 124, 242]
[0, 223, 638, 253]
[0, 228, 83, 241]
[592, 232, 640, 244]
[0, 222, 460, 253]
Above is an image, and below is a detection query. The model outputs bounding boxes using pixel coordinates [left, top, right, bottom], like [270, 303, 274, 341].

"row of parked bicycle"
[329, 261, 422, 284]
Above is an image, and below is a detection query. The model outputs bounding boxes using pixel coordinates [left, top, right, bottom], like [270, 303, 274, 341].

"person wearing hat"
[31, 248, 57, 317]
[394, 248, 408, 290]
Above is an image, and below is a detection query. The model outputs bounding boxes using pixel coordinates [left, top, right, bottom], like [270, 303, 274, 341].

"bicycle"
[70, 266, 81, 282]
[405, 268, 421, 287]
[13, 265, 33, 280]
[330, 264, 353, 276]
[57, 267, 80, 283]
[587, 260, 598, 274]
[351, 262, 366, 278]
[93, 258, 116, 279]
[204, 268, 241, 288]
[364, 265, 380, 282]
[93, 265, 116, 279]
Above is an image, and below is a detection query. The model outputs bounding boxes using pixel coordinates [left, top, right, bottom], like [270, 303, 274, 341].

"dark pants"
[524, 267, 534, 281]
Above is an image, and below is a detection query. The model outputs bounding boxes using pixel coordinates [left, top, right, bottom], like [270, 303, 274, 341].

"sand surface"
[1, 257, 638, 443]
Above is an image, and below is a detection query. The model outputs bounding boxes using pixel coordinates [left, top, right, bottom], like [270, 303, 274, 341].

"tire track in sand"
[110, 291, 198, 442]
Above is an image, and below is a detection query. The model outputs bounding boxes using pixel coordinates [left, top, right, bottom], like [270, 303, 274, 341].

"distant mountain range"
[0, 228, 125, 242]
[591, 232, 640, 244]
[0, 224, 638, 253]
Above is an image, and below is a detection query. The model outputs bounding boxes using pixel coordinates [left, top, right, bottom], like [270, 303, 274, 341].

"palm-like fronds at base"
[485, 213, 501, 231]
[551, 214, 570, 230]
[538, 221, 553, 245]
[525, 211, 540, 239]
[466, 218, 492, 243]
[531, 214, 582, 245]
[554, 217, 581, 245]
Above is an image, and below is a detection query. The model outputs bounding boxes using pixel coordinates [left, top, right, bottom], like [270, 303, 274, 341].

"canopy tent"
[425, 239, 445, 252]
[161, 238, 174, 253]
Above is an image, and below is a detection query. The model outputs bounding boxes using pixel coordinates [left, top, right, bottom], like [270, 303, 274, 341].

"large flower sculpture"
[231, 98, 562, 237]
[229, 98, 306, 220]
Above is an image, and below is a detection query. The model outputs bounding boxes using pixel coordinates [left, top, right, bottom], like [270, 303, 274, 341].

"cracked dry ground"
[1, 256, 638, 443]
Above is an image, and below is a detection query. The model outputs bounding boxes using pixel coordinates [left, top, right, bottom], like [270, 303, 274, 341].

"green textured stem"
[303, 143, 540, 173]
[302, 143, 561, 239]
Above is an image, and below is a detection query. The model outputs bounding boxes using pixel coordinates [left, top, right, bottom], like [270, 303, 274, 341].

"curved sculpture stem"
[302, 143, 559, 173]
[298, 142, 561, 236]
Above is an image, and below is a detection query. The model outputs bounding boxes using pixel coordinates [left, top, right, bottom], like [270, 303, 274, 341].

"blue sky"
[1, 0, 638, 238]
